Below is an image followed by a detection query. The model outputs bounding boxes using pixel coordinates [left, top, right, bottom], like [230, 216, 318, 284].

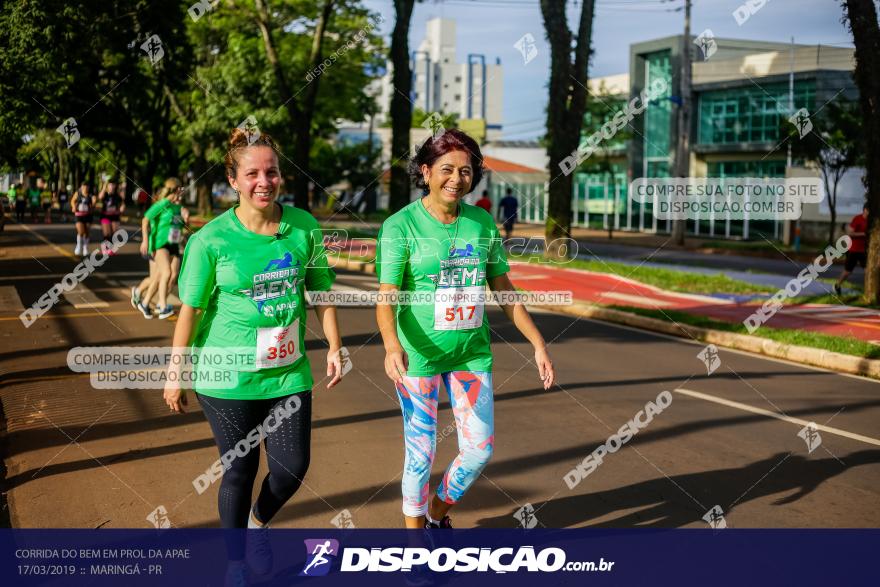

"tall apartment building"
[377, 18, 504, 141]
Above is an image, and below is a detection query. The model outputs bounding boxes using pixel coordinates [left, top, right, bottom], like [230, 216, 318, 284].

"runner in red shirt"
[475, 189, 492, 214]
[834, 203, 868, 295]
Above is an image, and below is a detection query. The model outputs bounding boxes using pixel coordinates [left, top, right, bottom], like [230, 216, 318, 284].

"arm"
[377, 282, 407, 384]
[140, 217, 151, 256]
[488, 272, 555, 389]
[847, 222, 866, 238]
[164, 304, 204, 413]
[313, 304, 344, 389]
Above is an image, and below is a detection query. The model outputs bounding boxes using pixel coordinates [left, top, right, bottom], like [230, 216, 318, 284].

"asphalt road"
[1, 220, 879, 529]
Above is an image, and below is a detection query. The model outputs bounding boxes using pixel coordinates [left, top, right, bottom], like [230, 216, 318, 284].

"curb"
[329, 256, 880, 380]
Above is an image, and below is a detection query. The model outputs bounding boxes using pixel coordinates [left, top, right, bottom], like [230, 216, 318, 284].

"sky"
[361, 0, 855, 140]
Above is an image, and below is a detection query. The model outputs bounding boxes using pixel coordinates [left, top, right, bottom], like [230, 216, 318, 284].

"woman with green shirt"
[376, 128, 556, 530]
[135, 178, 189, 319]
[164, 128, 345, 581]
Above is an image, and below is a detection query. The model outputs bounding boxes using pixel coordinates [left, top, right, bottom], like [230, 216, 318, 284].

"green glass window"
[698, 82, 815, 145]
[644, 51, 672, 161]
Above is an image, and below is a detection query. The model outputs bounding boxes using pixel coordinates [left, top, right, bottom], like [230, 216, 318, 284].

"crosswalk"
[0, 278, 180, 315]
[0, 285, 24, 313]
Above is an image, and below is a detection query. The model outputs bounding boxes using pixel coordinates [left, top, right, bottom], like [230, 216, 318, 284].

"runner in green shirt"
[376, 128, 556, 530]
[163, 128, 346, 581]
[27, 184, 40, 223]
[136, 179, 189, 319]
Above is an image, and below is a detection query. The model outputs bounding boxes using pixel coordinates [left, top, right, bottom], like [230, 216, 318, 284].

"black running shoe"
[833, 283, 842, 296]
[424, 515, 453, 529]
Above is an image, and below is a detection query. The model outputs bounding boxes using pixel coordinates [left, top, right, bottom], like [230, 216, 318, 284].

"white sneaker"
[130, 287, 140, 309]
[137, 301, 153, 319]
[74, 244, 81, 256]
[157, 305, 175, 319]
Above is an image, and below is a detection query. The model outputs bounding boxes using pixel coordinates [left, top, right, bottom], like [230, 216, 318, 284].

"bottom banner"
[1, 528, 874, 586]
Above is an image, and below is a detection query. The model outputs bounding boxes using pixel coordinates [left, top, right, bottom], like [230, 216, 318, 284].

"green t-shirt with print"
[377, 199, 510, 376]
[145, 199, 183, 252]
[177, 203, 335, 399]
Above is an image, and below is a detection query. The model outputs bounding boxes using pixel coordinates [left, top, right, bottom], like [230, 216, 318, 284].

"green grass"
[608, 305, 880, 359]
[511, 253, 777, 295]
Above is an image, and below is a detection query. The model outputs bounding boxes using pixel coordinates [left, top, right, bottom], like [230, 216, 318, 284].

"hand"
[535, 345, 555, 390]
[384, 348, 408, 385]
[139, 242, 149, 257]
[164, 379, 187, 413]
[326, 347, 347, 389]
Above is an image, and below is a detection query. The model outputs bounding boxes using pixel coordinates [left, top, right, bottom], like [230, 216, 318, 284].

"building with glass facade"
[572, 35, 858, 241]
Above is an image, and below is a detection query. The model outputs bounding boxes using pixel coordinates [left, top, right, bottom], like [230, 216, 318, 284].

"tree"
[175, 0, 383, 213]
[540, 0, 596, 260]
[842, 0, 880, 304]
[389, 0, 417, 212]
[576, 82, 631, 240]
[784, 100, 863, 245]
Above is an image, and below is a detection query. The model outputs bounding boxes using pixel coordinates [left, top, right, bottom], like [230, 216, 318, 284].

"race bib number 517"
[434, 286, 484, 331]
[256, 319, 301, 369]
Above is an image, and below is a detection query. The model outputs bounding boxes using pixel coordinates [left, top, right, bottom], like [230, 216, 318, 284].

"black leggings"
[196, 391, 312, 529]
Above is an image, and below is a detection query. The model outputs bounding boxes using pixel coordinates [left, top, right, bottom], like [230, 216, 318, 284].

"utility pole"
[671, 0, 691, 246]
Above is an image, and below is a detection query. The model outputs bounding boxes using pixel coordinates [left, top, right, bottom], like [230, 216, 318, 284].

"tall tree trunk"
[843, 0, 880, 304]
[389, 0, 416, 212]
[541, 0, 596, 260]
[292, 0, 335, 211]
[254, 0, 333, 211]
[671, 0, 692, 246]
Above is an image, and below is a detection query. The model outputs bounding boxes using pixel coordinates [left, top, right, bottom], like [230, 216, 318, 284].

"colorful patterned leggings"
[395, 371, 494, 517]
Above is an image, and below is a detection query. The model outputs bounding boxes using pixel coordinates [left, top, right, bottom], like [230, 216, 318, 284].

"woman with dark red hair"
[376, 128, 556, 529]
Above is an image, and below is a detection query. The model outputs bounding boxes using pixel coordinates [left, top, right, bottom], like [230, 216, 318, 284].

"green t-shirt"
[28, 188, 40, 206]
[377, 199, 510, 376]
[177, 204, 335, 399]
[145, 199, 183, 251]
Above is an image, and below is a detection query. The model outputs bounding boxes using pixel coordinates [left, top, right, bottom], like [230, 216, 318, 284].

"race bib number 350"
[434, 286, 484, 331]
[256, 319, 301, 369]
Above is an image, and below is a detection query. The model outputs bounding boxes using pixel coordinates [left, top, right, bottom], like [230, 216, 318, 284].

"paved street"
[1, 221, 879, 529]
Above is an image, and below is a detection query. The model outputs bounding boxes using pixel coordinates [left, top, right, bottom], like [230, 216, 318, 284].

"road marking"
[674, 387, 880, 447]
[16, 223, 78, 260]
[62, 284, 109, 309]
[600, 291, 673, 307]
[0, 286, 24, 313]
[0, 310, 140, 322]
[0, 271, 147, 282]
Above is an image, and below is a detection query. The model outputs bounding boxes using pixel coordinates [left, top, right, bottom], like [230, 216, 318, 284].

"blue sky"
[362, 0, 854, 140]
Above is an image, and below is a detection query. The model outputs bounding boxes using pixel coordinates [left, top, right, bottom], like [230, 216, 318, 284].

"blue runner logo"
[300, 538, 339, 576]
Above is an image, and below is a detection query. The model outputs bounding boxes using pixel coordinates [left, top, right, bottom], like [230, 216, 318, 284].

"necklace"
[424, 197, 460, 256]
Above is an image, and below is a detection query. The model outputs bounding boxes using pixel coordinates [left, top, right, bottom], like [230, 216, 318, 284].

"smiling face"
[421, 150, 473, 206]
[228, 146, 281, 211]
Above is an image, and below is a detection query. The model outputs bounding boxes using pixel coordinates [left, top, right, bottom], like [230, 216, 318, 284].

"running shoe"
[157, 305, 175, 319]
[833, 283, 842, 296]
[404, 564, 435, 587]
[223, 560, 248, 587]
[424, 515, 453, 529]
[74, 244, 81, 256]
[245, 526, 273, 575]
[81, 246, 88, 257]
[130, 287, 140, 309]
[137, 301, 153, 319]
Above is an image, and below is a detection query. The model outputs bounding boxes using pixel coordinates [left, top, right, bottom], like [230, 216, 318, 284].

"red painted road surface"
[507, 262, 880, 344]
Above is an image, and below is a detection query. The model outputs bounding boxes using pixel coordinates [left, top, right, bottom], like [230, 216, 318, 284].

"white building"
[377, 18, 504, 141]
